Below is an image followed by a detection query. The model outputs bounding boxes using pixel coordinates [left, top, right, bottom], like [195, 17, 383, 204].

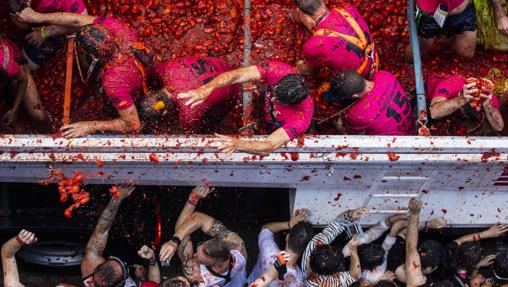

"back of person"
[303, 3, 376, 78]
[31, 0, 86, 13]
[155, 57, 239, 131]
[344, 70, 415, 135]
[93, 17, 140, 52]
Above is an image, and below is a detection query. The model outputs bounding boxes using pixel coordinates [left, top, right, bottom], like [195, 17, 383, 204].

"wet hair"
[419, 240, 445, 271]
[359, 243, 385, 271]
[330, 70, 366, 100]
[139, 89, 172, 123]
[273, 74, 309, 105]
[495, 252, 508, 281]
[93, 260, 124, 287]
[456, 242, 482, 270]
[160, 278, 190, 287]
[434, 281, 455, 287]
[293, 0, 324, 15]
[373, 280, 399, 287]
[309, 245, 344, 275]
[203, 238, 231, 262]
[287, 221, 314, 254]
[77, 24, 116, 61]
[8, 0, 28, 13]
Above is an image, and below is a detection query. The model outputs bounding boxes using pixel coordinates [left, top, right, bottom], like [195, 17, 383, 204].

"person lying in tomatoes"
[7, 0, 88, 71]
[178, 60, 314, 156]
[291, 0, 378, 80]
[139, 57, 240, 135]
[427, 74, 504, 136]
[17, 8, 152, 138]
[324, 70, 415, 136]
[0, 38, 51, 132]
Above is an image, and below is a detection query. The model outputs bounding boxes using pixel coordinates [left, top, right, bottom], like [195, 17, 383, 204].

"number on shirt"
[386, 91, 410, 123]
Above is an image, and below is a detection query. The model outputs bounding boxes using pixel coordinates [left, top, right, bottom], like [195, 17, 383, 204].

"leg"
[453, 30, 477, 58]
[23, 71, 52, 132]
[404, 36, 436, 63]
[404, 14, 439, 63]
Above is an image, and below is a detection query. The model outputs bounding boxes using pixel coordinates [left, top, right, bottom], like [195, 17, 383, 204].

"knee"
[457, 47, 475, 59]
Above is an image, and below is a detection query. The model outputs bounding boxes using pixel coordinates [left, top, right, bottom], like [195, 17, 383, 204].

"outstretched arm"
[177, 65, 261, 108]
[81, 185, 134, 277]
[214, 128, 290, 156]
[2, 230, 38, 287]
[348, 236, 362, 280]
[17, 7, 95, 27]
[405, 199, 426, 287]
[262, 209, 310, 234]
[453, 224, 508, 246]
[175, 186, 214, 231]
[60, 106, 141, 138]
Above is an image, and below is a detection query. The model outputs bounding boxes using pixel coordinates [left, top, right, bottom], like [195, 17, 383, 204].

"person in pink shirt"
[0, 39, 51, 131]
[404, 0, 477, 61]
[17, 8, 150, 138]
[8, 0, 87, 70]
[292, 0, 378, 79]
[178, 60, 313, 155]
[139, 57, 240, 134]
[327, 70, 415, 135]
[427, 74, 504, 135]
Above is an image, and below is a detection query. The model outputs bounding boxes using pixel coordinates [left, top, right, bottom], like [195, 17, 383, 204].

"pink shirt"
[427, 74, 500, 110]
[344, 70, 415, 135]
[155, 57, 239, 130]
[0, 40, 22, 78]
[256, 60, 314, 140]
[33, 0, 86, 13]
[303, 4, 375, 78]
[93, 17, 140, 51]
[101, 55, 143, 110]
[416, 0, 467, 14]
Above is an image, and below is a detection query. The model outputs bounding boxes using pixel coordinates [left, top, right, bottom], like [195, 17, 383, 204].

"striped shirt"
[301, 212, 355, 287]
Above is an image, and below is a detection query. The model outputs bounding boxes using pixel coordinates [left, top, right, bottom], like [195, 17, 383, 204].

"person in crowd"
[441, 224, 508, 287]
[247, 208, 314, 287]
[476, 0, 508, 51]
[249, 251, 292, 287]
[326, 69, 415, 135]
[341, 215, 408, 284]
[0, 38, 51, 131]
[427, 74, 504, 135]
[7, 0, 88, 70]
[404, 0, 477, 61]
[139, 57, 240, 134]
[470, 251, 508, 287]
[81, 184, 136, 287]
[301, 207, 368, 287]
[17, 8, 151, 138]
[291, 0, 378, 79]
[405, 198, 427, 287]
[159, 186, 247, 286]
[178, 60, 313, 155]
[1, 229, 38, 287]
[135, 245, 161, 287]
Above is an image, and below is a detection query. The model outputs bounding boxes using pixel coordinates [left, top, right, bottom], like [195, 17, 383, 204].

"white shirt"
[200, 250, 246, 287]
[248, 229, 304, 287]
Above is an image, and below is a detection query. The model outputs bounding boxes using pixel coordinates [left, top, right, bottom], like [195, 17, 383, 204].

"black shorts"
[417, 2, 477, 39]
[23, 36, 65, 66]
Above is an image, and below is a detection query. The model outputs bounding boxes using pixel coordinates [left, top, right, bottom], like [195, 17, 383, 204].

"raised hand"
[17, 229, 37, 245]
[347, 208, 369, 221]
[289, 209, 311, 228]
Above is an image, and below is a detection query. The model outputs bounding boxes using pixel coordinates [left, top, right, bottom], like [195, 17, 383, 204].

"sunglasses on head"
[90, 256, 129, 287]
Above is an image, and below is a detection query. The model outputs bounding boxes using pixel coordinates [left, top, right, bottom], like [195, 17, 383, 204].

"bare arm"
[137, 245, 161, 283]
[429, 96, 468, 119]
[215, 128, 291, 156]
[61, 106, 141, 138]
[262, 209, 310, 234]
[81, 185, 134, 277]
[175, 186, 214, 231]
[249, 266, 278, 287]
[454, 224, 508, 246]
[177, 65, 261, 108]
[2, 68, 28, 126]
[2, 230, 37, 287]
[348, 236, 362, 280]
[405, 199, 426, 287]
[177, 236, 203, 283]
[17, 7, 95, 27]
[483, 99, 504, 132]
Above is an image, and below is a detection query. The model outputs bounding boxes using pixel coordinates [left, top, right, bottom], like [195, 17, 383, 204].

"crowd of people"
[0, 0, 506, 155]
[2, 185, 508, 287]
